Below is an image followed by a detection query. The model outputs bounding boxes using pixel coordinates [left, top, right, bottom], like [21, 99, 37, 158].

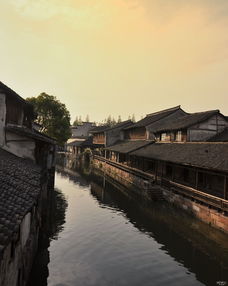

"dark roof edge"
[104, 120, 133, 132]
[146, 105, 181, 117]
[154, 110, 220, 133]
[5, 125, 56, 144]
[0, 81, 28, 105]
[91, 120, 133, 133]
[124, 106, 185, 130]
[105, 140, 154, 153]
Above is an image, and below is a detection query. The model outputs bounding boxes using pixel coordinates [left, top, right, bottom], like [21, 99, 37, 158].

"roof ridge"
[186, 109, 219, 116]
[146, 105, 181, 117]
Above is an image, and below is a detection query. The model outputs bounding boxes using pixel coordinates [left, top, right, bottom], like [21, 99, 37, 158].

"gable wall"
[146, 109, 186, 140]
[188, 114, 228, 141]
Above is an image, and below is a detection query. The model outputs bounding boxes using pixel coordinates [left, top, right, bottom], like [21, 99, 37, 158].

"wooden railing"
[94, 155, 155, 181]
[161, 178, 228, 212]
[94, 155, 228, 212]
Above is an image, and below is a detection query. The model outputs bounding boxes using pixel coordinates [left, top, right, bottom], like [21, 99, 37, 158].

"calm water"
[28, 166, 228, 286]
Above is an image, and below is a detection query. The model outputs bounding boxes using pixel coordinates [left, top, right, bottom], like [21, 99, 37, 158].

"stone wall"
[93, 158, 162, 200]
[0, 207, 40, 286]
[163, 189, 228, 233]
[93, 157, 228, 234]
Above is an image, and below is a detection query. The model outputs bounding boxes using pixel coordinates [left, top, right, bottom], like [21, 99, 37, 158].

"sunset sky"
[0, 0, 228, 122]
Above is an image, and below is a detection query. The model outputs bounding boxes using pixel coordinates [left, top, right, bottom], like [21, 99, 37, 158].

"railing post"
[195, 169, 198, 190]
[224, 176, 227, 200]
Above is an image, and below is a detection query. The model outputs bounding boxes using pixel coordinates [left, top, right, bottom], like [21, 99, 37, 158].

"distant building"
[71, 122, 95, 138]
[0, 81, 56, 167]
[123, 106, 186, 141]
[90, 120, 133, 147]
[153, 110, 228, 142]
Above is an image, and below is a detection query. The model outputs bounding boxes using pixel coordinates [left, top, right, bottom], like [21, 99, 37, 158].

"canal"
[28, 164, 228, 286]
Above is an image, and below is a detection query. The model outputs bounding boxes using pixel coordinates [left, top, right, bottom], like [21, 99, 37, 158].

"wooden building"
[103, 141, 228, 213]
[67, 136, 101, 155]
[208, 127, 228, 142]
[90, 120, 133, 147]
[105, 140, 153, 164]
[123, 106, 186, 140]
[0, 82, 56, 286]
[0, 81, 56, 168]
[129, 142, 228, 201]
[153, 110, 227, 142]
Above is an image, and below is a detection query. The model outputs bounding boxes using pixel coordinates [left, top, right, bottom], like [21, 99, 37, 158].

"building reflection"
[27, 188, 68, 286]
[89, 174, 228, 286]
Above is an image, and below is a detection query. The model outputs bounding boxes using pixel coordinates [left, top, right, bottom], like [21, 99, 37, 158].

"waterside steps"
[146, 185, 164, 201]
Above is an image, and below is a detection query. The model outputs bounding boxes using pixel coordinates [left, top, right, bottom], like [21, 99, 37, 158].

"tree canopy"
[27, 93, 71, 146]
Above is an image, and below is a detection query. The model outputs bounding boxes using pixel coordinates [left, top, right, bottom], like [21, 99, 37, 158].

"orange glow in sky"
[0, 0, 228, 122]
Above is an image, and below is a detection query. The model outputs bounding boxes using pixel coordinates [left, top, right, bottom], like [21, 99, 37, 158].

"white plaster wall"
[188, 114, 228, 141]
[71, 123, 93, 137]
[188, 129, 216, 141]
[0, 243, 19, 286]
[20, 212, 31, 248]
[106, 128, 122, 146]
[4, 131, 35, 161]
[0, 93, 6, 147]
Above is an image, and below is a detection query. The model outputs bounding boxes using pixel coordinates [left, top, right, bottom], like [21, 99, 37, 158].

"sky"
[0, 0, 228, 123]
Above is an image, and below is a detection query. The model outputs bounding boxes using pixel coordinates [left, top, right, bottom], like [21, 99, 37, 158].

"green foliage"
[27, 93, 71, 146]
[73, 116, 79, 126]
[105, 115, 116, 126]
[128, 114, 136, 122]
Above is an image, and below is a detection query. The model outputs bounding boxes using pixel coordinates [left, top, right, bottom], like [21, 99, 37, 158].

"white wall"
[71, 123, 94, 137]
[4, 131, 35, 160]
[188, 114, 228, 141]
[20, 212, 31, 248]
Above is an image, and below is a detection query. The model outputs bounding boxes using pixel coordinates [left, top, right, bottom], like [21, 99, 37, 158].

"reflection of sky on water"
[29, 167, 228, 286]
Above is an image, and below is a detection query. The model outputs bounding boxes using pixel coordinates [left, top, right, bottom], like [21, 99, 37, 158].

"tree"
[27, 93, 71, 146]
[86, 114, 90, 122]
[106, 115, 112, 126]
[73, 116, 79, 126]
[131, 114, 136, 123]
[117, 115, 122, 123]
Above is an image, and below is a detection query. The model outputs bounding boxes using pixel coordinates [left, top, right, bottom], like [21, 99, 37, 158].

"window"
[161, 133, 166, 141]
[175, 131, 182, 142]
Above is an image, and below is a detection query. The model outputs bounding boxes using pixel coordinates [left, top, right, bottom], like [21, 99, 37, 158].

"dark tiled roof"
[5, 125, 56, 144]
[131, 143, 228, 172]
[152, 110, 220, 133]
[105, 140, 153, 154]
[90, 125, 110, 133]
[80, 136, 101, 147]
[124, 106, 184, 130]
[0, 148, 41, 255]
[90, 120, 133, 134]
[0, 81, 28, 105]
[208, 128, 228, 142]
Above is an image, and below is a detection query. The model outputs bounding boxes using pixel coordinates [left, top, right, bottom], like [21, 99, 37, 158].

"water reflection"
[90, 178, 228, 286]
[27, 188, 68, 286]
[28, 158, 228, 286]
